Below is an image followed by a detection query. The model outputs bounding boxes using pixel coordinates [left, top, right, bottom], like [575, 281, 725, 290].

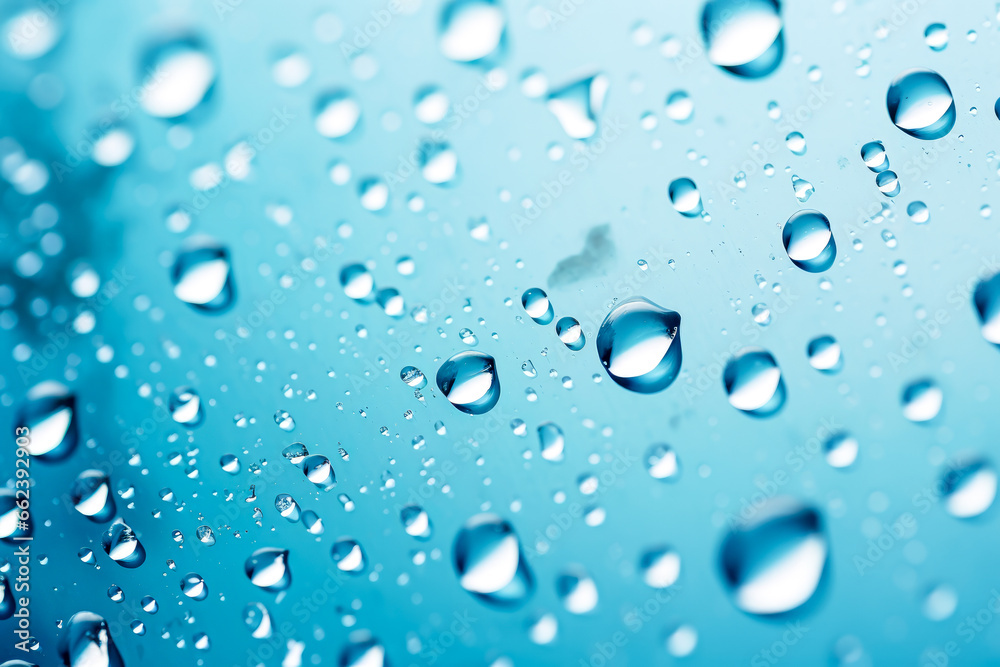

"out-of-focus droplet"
[453, 513, 534, 608]
[723, 347, 786, 417]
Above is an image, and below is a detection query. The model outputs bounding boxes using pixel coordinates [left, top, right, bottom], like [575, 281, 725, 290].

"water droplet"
[59, 612, 124, 667]
[973, 271, 1000, 346]
[546, 74, 609, 139]
[785, 131, 806, 155]
[102, 519, 146, 568]
[340, 263, 375, 301]
[942, 458, 997, 518]
[314, 90, 361, 139]
[453, 513, 534, 608]
[15, 381, 78, 460]
[243, 602, 273, 638]
[907, 200, 930, 224]
[782, 209, 836, 273]
[723, 347, 786, 417]
[245, 548, 291, 591]
[824, 433, 858, 468]
[645, 443, 681, 481]
[401, 505, 434, 540]
[700, 0, 784, 78]
[169, 386, 204, 427]
[640, 546, 681, 588]
[860, 140, 889, 172]
[665, 90, 694, 123]
[71, 470, 115, 522]
[140, 36, 216, 119]
[596, 297, 682, 393]
[538, 422, 565, 462]
[668, 178, 703, 217]
[522, 288, 554, 324]
[401, 366, 428, 389]
[556, 316, 585, 351]
[339, 634, 388, 667]
[302, 455, 337, 491]
[331, 538, 367, 574]
[718, 497, 828, 615]
[180, 572, 208, 600]
[439, 0, 506, 63]
[901, 378, 943, 422]
[419, 140, 460, 185]
[791, 175, 814, 202]
[171, 238, 235, 313]
[807, 335, 842, 373]
[414, 86, 450, 124]
[887, 68, 956, 140]
[556, 566, 599, 614]
[875, 170, 900, 197]
[924, 23, 948, 51]
[436, 351, 501, 415]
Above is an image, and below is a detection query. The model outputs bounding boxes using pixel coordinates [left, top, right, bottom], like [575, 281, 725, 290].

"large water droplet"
[453, 513, 534, 608]
[886, 68, 956, 140]
[546, 74, 609, 139]
[668, 178, 703, 217]
[782, 210, 836, 273]
[807, 335, 842, 373]
[314, 90, 361, 139]
[171, 238, 235, 313]
[436, 351, 501, 415]
[723, 347, 786, 417]
[639, 546, 681, 588]
[140, 36, 216, 119]
[243, 602, 273, 638]
[700, 0, 784, 79]
[596, 297, 682, 393]
[718, 497, 828, 616]
[942, 458, 996, 518]
[521, 287, 554, 325]
[15, 381, 78, 460]
[538, 422, 565, 462]
[401, 505, 433, 540]
[71, 470, 115, 522]
[102, 519, 146, 568]
[59, 611, 124, 667]
[439, 0, 506, 63]
[331, 538, 368, 574]
[245, 548, 291, 591]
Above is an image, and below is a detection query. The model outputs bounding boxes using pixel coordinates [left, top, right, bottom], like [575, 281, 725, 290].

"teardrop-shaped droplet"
[15, 381, 78, 460]
[302, 455, 337, 491]
[718, 497, 828, 616]
[546, 74, 609, 139]
[339, 634, 389, 667]
[59, 611, 124, 667]
[782, 210, 836, 273]
[942, 458, 997, 519]
[823, 432, 858, 469]
[0, 491, 32, 543]
[140, 36, 216, 119]
[860, 140, 889, 172]
[596, 297, 682, 393]
[102, 519, 146, 568]
[886, 68, 956, 140]
[668, 177, 703, 217]
[171, 238, 235, 313]
[71, 470, 115, 522]
[340, 263, 375, 301]
[245, 548, 292, 592]
[700, 0, 784, 79]
[436, 351, 501, 415]
[453, 513, 534, 608]
[723, 347, 786, 417]
[439, 0, 506, 64]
